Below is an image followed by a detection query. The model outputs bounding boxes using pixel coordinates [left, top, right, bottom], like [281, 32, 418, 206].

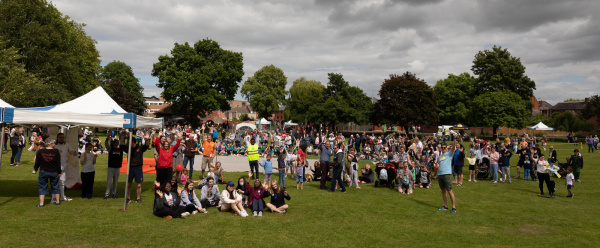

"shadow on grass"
[0, 197, 17, 206]
[407, 197, 438, 208]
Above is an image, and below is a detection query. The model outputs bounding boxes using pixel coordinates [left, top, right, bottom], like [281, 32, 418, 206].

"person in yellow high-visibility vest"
[248, 137, 260, 180]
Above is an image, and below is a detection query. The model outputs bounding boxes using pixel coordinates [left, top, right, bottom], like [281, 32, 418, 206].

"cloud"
[48, 0, 600, 106]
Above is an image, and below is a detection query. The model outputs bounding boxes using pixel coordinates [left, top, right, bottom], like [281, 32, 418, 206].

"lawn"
[0, 141, 598, 247]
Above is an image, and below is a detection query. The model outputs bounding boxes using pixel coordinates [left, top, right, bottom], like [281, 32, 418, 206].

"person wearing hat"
[218, 181, 247, 217]
[33, 139, 61, 207]
[499, 149, 512, 184]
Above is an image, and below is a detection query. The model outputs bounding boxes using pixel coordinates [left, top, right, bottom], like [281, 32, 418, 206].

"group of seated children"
[153, 170, 291, 219]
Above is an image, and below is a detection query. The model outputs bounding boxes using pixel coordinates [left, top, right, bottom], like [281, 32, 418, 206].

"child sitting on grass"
[566, 167, 574, 198]
[398, 169, 413, 194]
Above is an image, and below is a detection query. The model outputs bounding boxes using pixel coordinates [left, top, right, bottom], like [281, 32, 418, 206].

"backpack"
[379, 168, 388, 180]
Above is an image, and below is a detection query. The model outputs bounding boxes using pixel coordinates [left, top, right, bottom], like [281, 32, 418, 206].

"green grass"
[0, 142, 598, 247]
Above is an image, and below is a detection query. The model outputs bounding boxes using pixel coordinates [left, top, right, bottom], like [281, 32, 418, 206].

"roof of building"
[538, 101, 553, 110]
[550, 101, 586, 111]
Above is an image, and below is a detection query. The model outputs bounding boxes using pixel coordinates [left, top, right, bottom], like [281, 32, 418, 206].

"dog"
[305, 173, 314, 182]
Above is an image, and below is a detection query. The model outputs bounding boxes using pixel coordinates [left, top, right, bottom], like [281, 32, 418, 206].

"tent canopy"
[284, 120, 298, 127]
[2, 87, 162, 128]
[236, 122, 256, 131]
[0, 98, 14, 108]
[256, 118, 271, 125]
[451, 123, 469, 130]
[528, 122, 554, 131]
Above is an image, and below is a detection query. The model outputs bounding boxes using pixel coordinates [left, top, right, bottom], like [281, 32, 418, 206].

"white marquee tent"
[236, 122, 257, 130]
[528, 122, 554, 130]
[0, 87, 162, 210]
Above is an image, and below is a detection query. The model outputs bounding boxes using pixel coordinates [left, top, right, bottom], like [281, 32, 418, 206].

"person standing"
[318, 142, 333, 190]
[53, 133, 77, 202]
[9, 127, 24, 166]
[33, 139, 61, 207]
[536, 154, 553, 198]
[80, 143, 97, 199]
[201, 126, 216, 179]
[126, 133, 151, 204]
[104, 131, 128, 200]
[568, 149, 583, 182]
[437, 142, 456, 213]
[247, 137, 260, 180]
[328, 143, 347, 193]
[451, 144, 465, 186]
[182, 134, 198, 179]
[586, 135, 594, 153]
[153, 131, 182, 185]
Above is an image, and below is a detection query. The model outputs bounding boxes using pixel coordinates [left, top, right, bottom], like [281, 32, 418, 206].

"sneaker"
[51, 198, 57, 204]
[103, 195, 108, 200]
[438, 206, 448, 211]
[126, 198, 131, 204]
[111, 194, 117, 199]
[577, 179, 581, 183]
[136, 199, 142, 204]
[239, 212, 247, 218]
[192, 210, 198, 215]
[62, 197, 73, 202]
[327, 190, 335, 192]
[341, 190, 347, 193]
[468, 179, 472, 182]
[181, 212, 190, 217]
[450, 208, 457, 213]
[550, 195, 555, 199]
[258, 211, 262, 217]
[515, 176, 520, 179]
[53, 202, 60, 206]
[473, 179, 477, 182]
[280, 210, 286, 214]
[253, 211, 257, 217]
[36, 204, 44, 208]
[164, 216, 172, 220]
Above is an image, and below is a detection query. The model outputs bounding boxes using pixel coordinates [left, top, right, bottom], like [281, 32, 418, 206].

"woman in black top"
[33, 139, 61, 207]
[153, 182, 186, 219]
[265, 181, 290, 213]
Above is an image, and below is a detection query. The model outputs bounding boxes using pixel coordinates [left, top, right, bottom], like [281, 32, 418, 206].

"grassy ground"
[0, 141, 598, 247]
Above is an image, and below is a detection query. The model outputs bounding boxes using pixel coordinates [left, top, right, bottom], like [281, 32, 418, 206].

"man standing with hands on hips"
[437, 141, 457, 213]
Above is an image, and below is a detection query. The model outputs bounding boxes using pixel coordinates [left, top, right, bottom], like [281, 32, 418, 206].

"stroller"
[554, 157, 571, 178]
[477, 157, 490, 180]
[375, 163, 397, 189]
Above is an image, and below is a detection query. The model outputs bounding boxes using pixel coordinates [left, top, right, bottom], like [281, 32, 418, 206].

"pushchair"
[477, 157, 490, 180]
[554, 157, 571, 178]
[375, 163, 397, 189]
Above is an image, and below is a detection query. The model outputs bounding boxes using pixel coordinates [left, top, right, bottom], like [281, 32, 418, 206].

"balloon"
[176, 164, 183, 173]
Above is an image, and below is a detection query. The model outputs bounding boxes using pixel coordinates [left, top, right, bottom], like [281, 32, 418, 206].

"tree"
[152, 39, 244, 124]
[307, 73, 372, 127]
[581, 95, 600, 120]
[564, 98, 584, 103]
[373, 72, 438, 130]
[471, 45, 536, 101]
[433, 72, 476, 124]
[286, 77, 326, 123]
[0, 38, 58, 107]
[101, 61, 146, 114]
[0, 0, 102, 104]
[549, 112, 594, 132]
[239, 113, 253, 121]
[241, 65, 287, 119]
[469, 91, 530, 135]
[104, 79, 143, 115]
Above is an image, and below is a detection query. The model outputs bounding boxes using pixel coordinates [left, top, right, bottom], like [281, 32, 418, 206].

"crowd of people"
[4, 123, 585, 216]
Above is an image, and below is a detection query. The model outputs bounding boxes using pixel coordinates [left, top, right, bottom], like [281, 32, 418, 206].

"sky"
[52, 0, 600, 105]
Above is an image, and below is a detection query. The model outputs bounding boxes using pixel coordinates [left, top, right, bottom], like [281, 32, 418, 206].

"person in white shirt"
[565, 167, 575, 198]
[80, 143, 97, 199]
[218, 181, 247, 217]
[536, 154, 553, 198]
[53, 133, 77, 202]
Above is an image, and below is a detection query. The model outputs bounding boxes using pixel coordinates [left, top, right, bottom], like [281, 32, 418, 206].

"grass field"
[0, 141, 598, 247]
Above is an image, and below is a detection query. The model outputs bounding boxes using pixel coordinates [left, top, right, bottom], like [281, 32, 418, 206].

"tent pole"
[120, 128, 133, 212]
[0, 123, 4, 173]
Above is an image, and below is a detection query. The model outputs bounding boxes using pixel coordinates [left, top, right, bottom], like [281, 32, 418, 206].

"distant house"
[538, 101, 553, 117]
[549, 101, 586, 116]
[144, 96, 170, 117]
[223, 100, 257, 121]
[269, 106, 285, 125]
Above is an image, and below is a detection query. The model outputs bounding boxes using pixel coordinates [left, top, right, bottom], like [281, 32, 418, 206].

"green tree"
[471, 45, 536, 101]
[549, 112, 593, 132]
[373, 72, 438, 130]
[0, 0, 102, 104]
[469, 91, 530, 135]
[0, 38, 58, 107]
[241, 65, 287, 120]
[433, 72, 476, 125]
[285, 77, 326, 123]
[152, 39, 244, 124]
[239, 113, 253, 121]
[101, 61, 146, 114]
[581, 95, 600, 120]
[308, 73, 372, 127]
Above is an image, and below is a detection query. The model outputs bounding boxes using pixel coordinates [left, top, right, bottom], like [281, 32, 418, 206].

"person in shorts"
[437, 142, 456, 213]
[126, 133, 151, 204]
[201, 129, 216, 179]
